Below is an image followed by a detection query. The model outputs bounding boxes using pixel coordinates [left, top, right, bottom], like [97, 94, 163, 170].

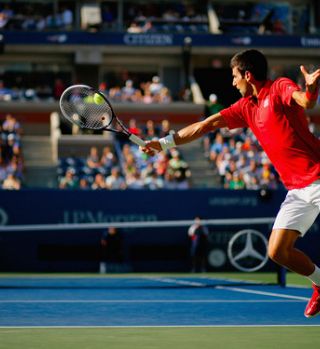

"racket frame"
[59, 84, 146, 147]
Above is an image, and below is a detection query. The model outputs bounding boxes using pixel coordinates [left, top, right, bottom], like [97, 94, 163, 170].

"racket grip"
[129, 134, 146, 147]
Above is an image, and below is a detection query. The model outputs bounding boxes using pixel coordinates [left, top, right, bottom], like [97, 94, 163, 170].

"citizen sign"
[301, 37, 320, 47]
[123, 34, 173, 46]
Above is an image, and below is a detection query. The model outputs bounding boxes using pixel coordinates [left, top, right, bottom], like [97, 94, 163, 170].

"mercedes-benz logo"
[227, 229, 269, 272]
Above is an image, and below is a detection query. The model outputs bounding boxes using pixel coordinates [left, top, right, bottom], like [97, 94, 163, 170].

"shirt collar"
[249, 80, 272, 104]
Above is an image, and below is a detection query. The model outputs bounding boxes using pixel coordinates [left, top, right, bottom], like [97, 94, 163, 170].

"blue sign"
[1, 30, 320, 48]
[0, 189, 285, 225]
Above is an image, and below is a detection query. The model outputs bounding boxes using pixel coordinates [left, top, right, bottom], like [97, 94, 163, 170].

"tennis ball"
[93, 93, 104, 105]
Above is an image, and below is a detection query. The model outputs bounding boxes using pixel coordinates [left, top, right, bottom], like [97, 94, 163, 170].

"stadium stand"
[0, 0, 319, 190]
[56, 117, 193, 190]
[204, 128, 281, 190]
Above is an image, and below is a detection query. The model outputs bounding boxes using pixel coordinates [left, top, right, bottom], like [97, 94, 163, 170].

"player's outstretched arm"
[141, 113, 226, 156]
[175, 112, 226, 145]
[292, 65, 320, 109]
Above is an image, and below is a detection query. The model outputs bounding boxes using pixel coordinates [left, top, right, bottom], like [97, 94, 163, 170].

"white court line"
[0, 299, 305, 304]
[216, 286, 309, 301]
[143, 276, 206, 287]
[0, 324, 320, 329]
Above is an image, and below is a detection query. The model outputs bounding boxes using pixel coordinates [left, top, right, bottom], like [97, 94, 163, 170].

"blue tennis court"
[0, 275, 319, 327]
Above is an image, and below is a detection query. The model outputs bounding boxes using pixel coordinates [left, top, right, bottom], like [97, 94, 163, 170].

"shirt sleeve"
[274, 78, 300, 106]
[220, 99, 248, 130]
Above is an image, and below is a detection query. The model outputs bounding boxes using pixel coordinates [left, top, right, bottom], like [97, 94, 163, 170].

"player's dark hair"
[230, 49, 268, 81]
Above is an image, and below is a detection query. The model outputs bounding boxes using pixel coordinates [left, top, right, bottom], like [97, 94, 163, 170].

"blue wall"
[0, 189, 319, 272]
[0, 188, 285, 225]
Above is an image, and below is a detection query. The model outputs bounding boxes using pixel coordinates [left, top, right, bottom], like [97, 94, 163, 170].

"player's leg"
[268, 229, 314, 275]
[268, 228, 320, 317]
[269, 184, 320, 317]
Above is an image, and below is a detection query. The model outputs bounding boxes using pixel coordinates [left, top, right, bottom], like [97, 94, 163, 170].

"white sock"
[307, 265, 320, 286]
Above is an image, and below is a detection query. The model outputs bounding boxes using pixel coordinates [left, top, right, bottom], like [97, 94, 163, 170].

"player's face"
[232, 67, 253, 97]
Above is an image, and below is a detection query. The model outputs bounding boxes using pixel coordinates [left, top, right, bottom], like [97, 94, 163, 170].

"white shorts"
[273, 180, 320, 236]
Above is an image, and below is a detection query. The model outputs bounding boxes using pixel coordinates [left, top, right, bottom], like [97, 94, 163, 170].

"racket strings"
[60, 87, 113, 130]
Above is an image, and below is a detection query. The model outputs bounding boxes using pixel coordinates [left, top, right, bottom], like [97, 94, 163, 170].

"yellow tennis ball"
[93, 93, 104, 105]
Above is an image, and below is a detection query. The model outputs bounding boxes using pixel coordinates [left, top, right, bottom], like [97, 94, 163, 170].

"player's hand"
[300, 65, 320, 92]
[140, 140, 162, 156]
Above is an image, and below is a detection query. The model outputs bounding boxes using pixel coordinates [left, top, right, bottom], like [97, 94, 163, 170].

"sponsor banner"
[0, 189, 285, 225]
[1, 189, 319, 271]
[2, 31, 320, 48]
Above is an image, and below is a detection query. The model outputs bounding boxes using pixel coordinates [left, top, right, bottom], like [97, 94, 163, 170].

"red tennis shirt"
[220, 78, 320, 190]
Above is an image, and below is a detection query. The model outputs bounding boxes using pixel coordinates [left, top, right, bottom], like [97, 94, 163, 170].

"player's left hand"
[300, 65, 320, 92]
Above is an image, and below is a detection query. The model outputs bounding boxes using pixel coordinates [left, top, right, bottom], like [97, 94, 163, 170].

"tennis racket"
[59, 84, 146, 147]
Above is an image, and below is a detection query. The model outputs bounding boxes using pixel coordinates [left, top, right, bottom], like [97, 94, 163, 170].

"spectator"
[228, 171, 245, 190]
[126, 170, 145, 189]
[123, 152, 137, 176]
[158, 119, 172, 138]
[6, 154, 24, 182]
[127, 21, 143, 33]
[0, 12, 9, 29]
[79, 177, 90, 189]
[99, 82, 108, 94]
[99, 227, 124, 273]
[144, 170, 164, 189]
[0, 81, 13, 101]
[157, 87, 172, 103]
[142, 120, 160, 140]
[127, 118, 141, 136]
[149, 75, 164, 95]
[53, 78, 65, 100]
[154, 152, 169, 178]
[163, 170, 177, 189]
[100, 146, 116, 171]
[188, 216, 209, 272]
[86, 146, 102, 171]
[91, 173, 107, 190]
[58, 169, 78, 189]
[59, 6, 73, 30]
[2, 173, 21, 190]
[142, 88, 154, 104]
[127, 21, 152, 33]
[167, 149, 191, 189]
[105, 166, 126, 190]
[121, 80, 136, 102]
[1, 114, 23, 172]
[209, 133, 226, 162]
[108, 86, 122, 102]
[207, 93, 224, 115]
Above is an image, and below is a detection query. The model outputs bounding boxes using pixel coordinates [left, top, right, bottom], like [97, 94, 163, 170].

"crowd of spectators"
[125, 3, 208, 34]
[0, 1, 314, 35]
[102, 76, 172, 104]
[0, 3, 73, 31]
[204, 127, 281, 190]
[0, 2, 208, 33]
[58, 119, 191, 190]
[0, 75, 176, 103]
[124, 1, 309, 35]
[0, 114, 24, 190]
[0, 78, 66, 102]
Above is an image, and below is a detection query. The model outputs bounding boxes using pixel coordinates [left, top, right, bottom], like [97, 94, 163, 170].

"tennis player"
[141, 49, 320, 318]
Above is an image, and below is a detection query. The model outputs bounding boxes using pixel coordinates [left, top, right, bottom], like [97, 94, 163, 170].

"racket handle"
[129, 134, 146, 147]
